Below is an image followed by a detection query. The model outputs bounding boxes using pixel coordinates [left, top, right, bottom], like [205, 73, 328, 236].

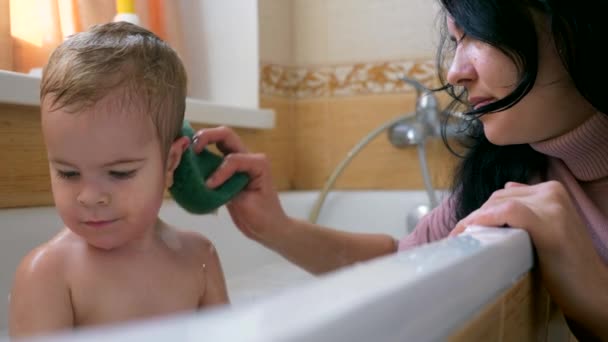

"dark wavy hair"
[436, 0, 608, 221]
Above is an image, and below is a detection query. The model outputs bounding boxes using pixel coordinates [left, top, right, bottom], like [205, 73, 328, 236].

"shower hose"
[308, 113, 438, 223]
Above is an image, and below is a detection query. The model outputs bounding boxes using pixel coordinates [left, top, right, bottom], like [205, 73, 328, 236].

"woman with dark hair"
[192, 0, 608, 338]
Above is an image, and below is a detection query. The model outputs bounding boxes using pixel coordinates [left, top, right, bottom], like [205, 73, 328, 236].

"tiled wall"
[292, 0, 441, 65]
[0, 101, 297, 209]
[258, 0, 458, 190]
[449, 272, 578, 341]
[1, 1, 457, 209]
[177, 1, 260, 108]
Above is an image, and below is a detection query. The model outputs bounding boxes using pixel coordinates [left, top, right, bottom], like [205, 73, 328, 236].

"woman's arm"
[262, 217, 397, 275]
[192, 127, 397, 275]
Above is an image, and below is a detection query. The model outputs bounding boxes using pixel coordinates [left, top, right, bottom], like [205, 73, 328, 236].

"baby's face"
[41, 96, 169, 250]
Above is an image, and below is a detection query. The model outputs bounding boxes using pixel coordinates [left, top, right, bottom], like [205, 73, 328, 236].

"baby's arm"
[193, 237, 229, 307]
[9, 246, 74, 338]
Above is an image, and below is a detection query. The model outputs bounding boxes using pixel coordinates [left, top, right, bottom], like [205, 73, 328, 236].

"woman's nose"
[446, 47, 476, 87]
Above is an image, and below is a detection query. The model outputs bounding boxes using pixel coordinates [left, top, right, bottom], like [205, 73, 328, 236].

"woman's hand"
[451, 181, 608, 337]
[191, 126, 291, 244]
[190, 126, 397, 275]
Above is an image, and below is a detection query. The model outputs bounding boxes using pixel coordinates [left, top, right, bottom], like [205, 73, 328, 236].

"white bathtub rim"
[13, 226, 534, 342]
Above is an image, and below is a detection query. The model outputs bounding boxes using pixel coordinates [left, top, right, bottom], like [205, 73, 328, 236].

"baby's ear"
[165, 136, 190, 187]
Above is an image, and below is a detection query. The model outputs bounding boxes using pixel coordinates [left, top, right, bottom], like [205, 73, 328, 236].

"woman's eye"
[57, 170, 80, 180]
[109, 170, 137, 179]
[449, 32, 467, 45]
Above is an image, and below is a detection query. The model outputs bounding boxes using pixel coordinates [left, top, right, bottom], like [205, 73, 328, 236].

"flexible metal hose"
[417, 143, 438, 208]
[308, 112, 418, 223]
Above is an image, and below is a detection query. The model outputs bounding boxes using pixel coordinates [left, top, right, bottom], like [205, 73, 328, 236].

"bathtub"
[0, 190, 534, 341]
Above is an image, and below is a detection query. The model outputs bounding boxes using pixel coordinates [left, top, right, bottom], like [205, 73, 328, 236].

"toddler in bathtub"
[9, 22, 228, 338]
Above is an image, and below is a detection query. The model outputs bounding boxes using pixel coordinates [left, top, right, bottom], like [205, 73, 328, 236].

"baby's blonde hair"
[41, 21, 187, 159]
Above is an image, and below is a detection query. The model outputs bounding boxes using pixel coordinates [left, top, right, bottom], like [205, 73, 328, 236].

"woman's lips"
[469, 97, 495, 110]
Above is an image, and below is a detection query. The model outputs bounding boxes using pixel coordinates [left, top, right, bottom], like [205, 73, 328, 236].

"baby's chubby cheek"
[123, 181, 165, 218]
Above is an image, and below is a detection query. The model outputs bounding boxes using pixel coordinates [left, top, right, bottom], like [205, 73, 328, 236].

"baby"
[9, 22, 229, 338]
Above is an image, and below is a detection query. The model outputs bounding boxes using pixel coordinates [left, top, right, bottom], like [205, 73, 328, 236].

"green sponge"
[169, 121, 249, 214]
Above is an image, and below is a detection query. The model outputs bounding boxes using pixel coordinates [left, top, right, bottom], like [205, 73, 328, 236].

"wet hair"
[436, 0, 608, 221]
[40, 21, 187, 160]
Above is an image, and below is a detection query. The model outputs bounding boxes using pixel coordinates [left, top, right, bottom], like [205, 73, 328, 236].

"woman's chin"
[483, 126, 526, 146]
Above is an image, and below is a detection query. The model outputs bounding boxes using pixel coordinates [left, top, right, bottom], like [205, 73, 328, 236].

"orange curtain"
[0, 0, 12, 70]
[4, 0, 175, 74]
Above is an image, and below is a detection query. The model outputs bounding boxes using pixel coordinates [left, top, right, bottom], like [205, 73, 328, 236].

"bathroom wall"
[0, 102, 295, 208]
[0, 104, 52, 208]
[177, 0, 260, 108]
[259, 0, 459, 191]
[1, 0, 457, 208]
[1, 0, 292, 209]
[449, 271, 577, 341]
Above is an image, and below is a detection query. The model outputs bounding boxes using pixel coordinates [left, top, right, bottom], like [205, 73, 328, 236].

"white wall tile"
[178, 0, 259, 108]
[259, 0, 294, 65]
[285, 0, 441, 66]
[293, 0, 328, 66]
[326, 0, 440, 63]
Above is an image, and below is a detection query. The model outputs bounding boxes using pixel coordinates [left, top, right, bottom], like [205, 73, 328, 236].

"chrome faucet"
[388, 77, 465, 146]
[387, 77, 469, 232]
[307, 77, 470, 233]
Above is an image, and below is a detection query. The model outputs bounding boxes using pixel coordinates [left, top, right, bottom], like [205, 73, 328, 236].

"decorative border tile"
[260, 59, 438, 98]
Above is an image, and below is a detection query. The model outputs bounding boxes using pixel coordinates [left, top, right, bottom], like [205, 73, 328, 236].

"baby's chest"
[69, 259, 205, 326]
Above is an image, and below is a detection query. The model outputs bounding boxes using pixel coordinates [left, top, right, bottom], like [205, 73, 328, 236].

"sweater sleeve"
[398, 195, 458, 251]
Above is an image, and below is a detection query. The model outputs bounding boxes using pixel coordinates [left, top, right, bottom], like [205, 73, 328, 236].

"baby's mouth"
[82, 219, 119, 228]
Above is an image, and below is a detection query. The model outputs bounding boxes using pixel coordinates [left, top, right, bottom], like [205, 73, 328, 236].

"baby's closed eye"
[56, 170, 79, 180]
[109, 170, 137, 180]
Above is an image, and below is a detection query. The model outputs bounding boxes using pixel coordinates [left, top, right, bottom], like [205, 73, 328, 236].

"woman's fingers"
[449, 210, 476, 236]
[191, 126, 248, 155]
[451, 199, 537, 236]
[480, 183, 533, 208]
[206, 153, 271, 189]
[504, 181, 527, 188]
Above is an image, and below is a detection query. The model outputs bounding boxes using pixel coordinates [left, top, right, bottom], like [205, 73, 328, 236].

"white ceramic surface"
[0, 190, 432, 334]
[0, 70, 274, 129]
[0, 191, 533, 341]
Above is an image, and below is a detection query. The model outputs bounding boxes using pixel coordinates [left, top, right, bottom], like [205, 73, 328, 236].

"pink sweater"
[399, 113, 608, 263]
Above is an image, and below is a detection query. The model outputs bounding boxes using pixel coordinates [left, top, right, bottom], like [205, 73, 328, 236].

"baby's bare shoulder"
[15, 230, 76, 280]
[11, 230, 81, 305]
[168, 228, 219, 262]
[10, 230, 76, 336]
[164, 227, 228, 305]
[180, 230, 216, 254]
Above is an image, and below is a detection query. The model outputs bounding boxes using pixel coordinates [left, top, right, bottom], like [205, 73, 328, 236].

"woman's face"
[445, 15, 596, 145]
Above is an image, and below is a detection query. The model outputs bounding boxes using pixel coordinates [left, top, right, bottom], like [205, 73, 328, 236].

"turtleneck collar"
[531, 113, 608, 182]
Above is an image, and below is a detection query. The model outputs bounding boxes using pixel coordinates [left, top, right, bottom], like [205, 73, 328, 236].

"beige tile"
[325, 93, 457, 190]
[448, 272, 575, 342]
[287, 93, 458, 190]
[1, 93, 457, 207]
[0, 104, 53, 208]
[502, 275, 540, 341]
[293, 98, 333, 188]
[293, 0, 328, 66]
[259, 0, 294, 65]
[449, 297, 504, 342]
[326, 0, 440, 64]
[501, 272, 555, 342]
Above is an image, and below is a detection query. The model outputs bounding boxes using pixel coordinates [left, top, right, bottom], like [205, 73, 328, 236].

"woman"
[192, 0, 608, 338]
